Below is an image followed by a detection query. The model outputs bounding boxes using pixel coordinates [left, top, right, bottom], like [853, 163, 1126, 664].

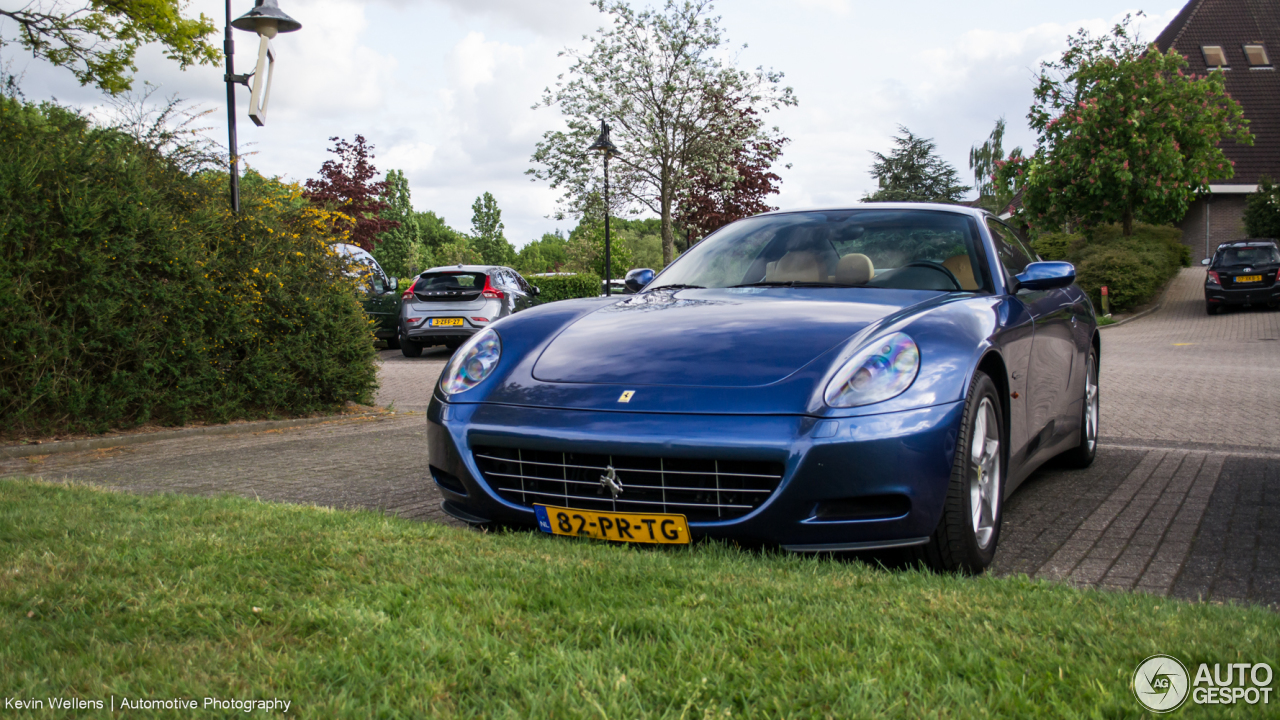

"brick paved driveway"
[4, 273, 1276, 607]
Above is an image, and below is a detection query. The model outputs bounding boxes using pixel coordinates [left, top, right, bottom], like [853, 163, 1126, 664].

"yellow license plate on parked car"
[1235, 275, 1262, 283]
[534, 504, 690, 544]
[430, 318, 464, 327]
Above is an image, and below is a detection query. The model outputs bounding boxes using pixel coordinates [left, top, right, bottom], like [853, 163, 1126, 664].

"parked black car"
[1202, 240, 1280, 314]
[336, 243, 401, 347]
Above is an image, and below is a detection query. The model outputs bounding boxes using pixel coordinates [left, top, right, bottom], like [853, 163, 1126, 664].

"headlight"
[825, 332, 920, 407]
[440, 328, 502, 395]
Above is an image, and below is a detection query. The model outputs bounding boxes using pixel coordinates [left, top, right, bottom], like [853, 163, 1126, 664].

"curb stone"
[0, 412, 416, 460]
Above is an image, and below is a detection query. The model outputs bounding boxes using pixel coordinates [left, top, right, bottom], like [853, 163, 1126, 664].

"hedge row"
[1031, 223, 1190, 313]
[529, 273, 602, 303]
[0, 99, 378, 436]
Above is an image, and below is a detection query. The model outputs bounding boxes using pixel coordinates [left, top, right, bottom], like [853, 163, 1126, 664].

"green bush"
[1243, 176, 1280, 239]
[1029, 231, 1084, 261]
[1035, 223, 1188, 312]
[530, 273, 602, 303]
[0, 98, 378, 436]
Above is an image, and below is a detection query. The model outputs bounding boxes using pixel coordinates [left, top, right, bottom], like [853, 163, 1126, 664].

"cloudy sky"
[4, 0, 1184, 246]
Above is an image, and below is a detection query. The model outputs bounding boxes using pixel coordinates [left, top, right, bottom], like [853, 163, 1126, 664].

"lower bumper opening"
[431, 465, 468, 495]
[812, 494, 911, 522]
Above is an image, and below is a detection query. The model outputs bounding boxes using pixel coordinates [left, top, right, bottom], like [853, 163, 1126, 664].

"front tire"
[917, 371, 1005, 574]
[1058, 349, 1099, 468]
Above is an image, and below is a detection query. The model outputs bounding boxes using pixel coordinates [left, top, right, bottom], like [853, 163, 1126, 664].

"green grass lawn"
[1, 479, 1275, 718]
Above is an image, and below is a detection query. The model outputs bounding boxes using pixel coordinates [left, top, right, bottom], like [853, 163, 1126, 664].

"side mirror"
[386, 277, 398, 293]
[624, 268, 655, 293]
[531, 286, 541, 297]
[1200, 258, 1211, 266]
[1013, 261, 1075, 292]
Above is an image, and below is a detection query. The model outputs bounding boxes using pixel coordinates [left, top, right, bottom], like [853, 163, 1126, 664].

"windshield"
[1214, 246, 1280, 267]
[650, 209, 989, 292]
[415, 272, 486, 291]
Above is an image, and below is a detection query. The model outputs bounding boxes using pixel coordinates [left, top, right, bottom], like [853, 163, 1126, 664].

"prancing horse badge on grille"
[600, 466, 624, 499]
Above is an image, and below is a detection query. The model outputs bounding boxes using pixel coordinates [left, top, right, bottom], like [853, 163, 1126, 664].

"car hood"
[531, 288, 937, 387]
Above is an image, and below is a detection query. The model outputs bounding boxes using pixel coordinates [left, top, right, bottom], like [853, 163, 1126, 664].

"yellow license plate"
[534, 504, 690, 544]
[1235, 275, 1262, 283]
[430, 318, 464, 327]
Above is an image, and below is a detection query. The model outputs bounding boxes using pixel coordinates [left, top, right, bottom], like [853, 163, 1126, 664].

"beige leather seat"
[767, 251, 822, 282]
[835, 253, 875, 285]
[942, 254, 979, 290]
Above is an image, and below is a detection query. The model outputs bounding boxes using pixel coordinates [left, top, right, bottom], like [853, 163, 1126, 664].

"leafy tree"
[969, 117, 1023, 214]
[517, 231, 570, 274]
[529, 0, 795, 266]
[678, 95, 788, 241]
[303, 135, 398, 252]
[863, 126, 969, 203]
[567, 218, 632, 278]
[0, 0, 220, 95]
[997, 15, 1252, 236]
[371, 169, 420, 277]
[1243, 176, 1280, 239]
[469, 192, 515, 266]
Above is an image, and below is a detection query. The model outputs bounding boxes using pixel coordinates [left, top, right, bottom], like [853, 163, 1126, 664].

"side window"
[986, 219, 1035, 277]
[512, 271, 532, 294]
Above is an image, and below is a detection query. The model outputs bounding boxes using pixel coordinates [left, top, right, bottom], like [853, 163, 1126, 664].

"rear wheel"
[1058, 349, 1099, 469]
[399, 327, 423, 358]
[917, 371, 1004, 574]
[1206, 303, 1218, 315]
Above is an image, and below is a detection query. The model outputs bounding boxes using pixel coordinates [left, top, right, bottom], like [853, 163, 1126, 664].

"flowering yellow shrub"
[0, 99, 378, 434]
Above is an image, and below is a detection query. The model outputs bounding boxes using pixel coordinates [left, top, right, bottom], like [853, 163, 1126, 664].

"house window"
[1202, 45, 1229, 68]
[1244, 44, 1271, 67]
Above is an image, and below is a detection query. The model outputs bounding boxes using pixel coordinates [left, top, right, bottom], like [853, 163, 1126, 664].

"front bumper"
[426, 399, 965, 550]
[1205, 284, 1280, 306]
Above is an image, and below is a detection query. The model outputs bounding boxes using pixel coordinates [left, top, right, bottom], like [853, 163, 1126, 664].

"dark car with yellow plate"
[397, 265, 539, 356]
[1202, 240, 1280, 314]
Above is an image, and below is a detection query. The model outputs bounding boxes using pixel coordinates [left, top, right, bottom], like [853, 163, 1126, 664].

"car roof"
[755, 202, 991, 220]
[421, 265, 506, 274]
[1215, 239, 1278, 249]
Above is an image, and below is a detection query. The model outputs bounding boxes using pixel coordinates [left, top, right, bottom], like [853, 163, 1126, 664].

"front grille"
[473, 446, 784, 523]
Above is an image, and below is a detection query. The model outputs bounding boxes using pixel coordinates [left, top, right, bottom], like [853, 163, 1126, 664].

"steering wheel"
[902, 261, 963, 291]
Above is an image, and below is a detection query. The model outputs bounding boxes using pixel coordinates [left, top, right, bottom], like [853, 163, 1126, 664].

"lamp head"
[232, 0, 302, 38]
[587, 120, 619, 158]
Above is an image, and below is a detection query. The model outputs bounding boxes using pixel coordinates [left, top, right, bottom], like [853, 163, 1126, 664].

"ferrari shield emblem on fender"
[618, 390, 635, 403]
[600, 466, 624, 499]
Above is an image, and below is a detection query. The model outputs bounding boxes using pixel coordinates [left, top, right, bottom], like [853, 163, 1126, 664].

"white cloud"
[4, 0, 1189, 247]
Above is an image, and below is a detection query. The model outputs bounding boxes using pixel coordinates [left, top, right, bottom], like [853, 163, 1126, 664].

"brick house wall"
[1177, 195, 1251, 262]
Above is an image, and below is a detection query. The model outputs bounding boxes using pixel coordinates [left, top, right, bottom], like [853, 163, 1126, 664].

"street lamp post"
[588, 120, 620, 296]
[224, 0, 301, 212]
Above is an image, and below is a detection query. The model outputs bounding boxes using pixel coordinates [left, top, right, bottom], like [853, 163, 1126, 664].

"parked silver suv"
[398, 265, 539, 357]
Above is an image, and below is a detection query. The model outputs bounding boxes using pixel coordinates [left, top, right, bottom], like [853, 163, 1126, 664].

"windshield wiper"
[730, 281, 845, 288]
[647, 283, 704, 291]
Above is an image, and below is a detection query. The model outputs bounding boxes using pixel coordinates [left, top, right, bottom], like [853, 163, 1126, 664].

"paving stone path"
[3, 269, 1276, 608]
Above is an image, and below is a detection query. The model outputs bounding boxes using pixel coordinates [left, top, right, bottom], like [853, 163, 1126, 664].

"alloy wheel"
[969, 397, 1001, 550]
[1084, 355, 1099, 453]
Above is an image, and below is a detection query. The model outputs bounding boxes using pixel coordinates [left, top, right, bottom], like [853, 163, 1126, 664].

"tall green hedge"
[529, 273, 602, 303]
[1031, 223, 1189, 312]
[0, 99, 378, 435]
[1244, 176, 1280, 239]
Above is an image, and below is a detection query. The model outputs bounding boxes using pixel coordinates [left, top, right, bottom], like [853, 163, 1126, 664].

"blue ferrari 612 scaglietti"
[426, 204, 1099, 572]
